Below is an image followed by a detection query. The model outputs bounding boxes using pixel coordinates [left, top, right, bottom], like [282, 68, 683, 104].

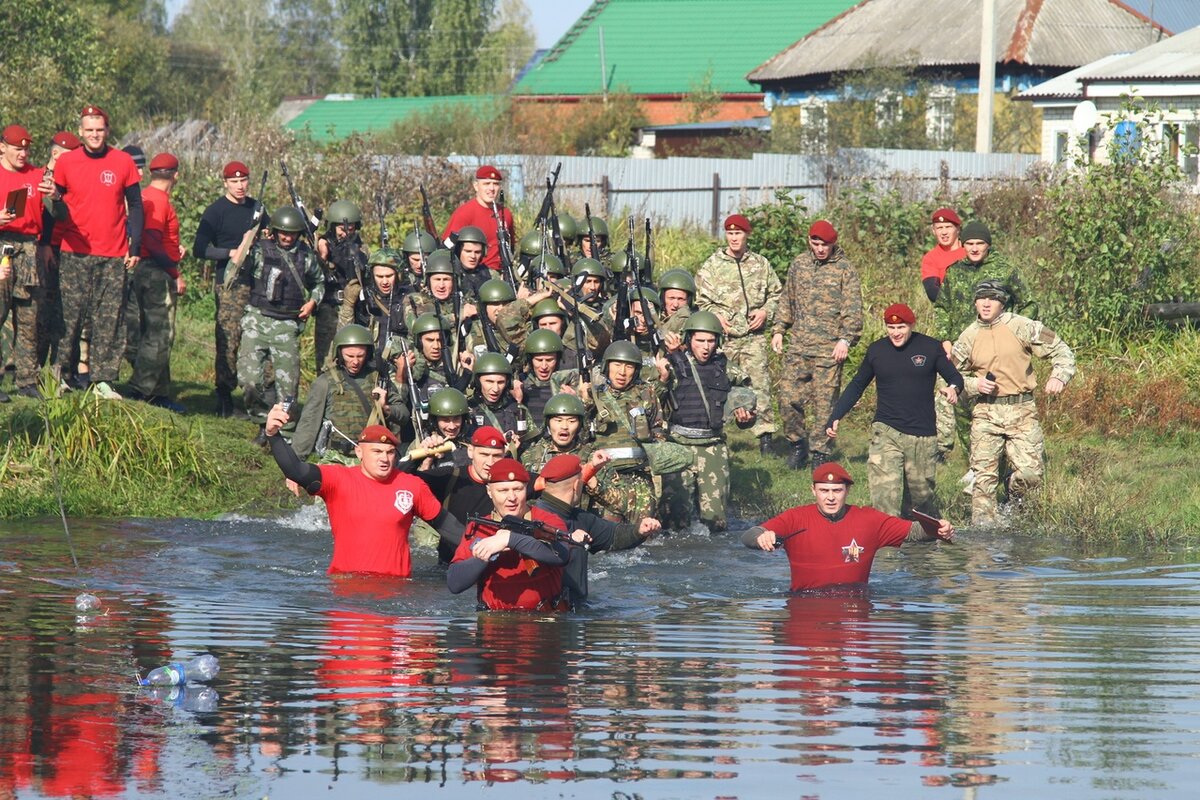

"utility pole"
[976, 0, 996, 153]
[599, 26, 608, 103]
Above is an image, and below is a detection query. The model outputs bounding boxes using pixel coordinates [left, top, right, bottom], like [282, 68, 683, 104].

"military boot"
[810, 450, 832, 469]
[758, 433, 773, 455]
[785, 440, 808, 470]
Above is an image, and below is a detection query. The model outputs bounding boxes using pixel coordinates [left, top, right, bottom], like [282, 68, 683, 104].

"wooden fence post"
[601, 175, 611, 217]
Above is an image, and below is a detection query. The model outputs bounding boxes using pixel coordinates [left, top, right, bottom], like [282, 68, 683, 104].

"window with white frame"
[798, 97, 828, 152]
[925, 85, 956, 148]
[875, 89, 903, 129]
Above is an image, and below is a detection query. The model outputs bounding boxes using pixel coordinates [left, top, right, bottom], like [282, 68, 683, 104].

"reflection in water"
[2, 518, 1200, 797]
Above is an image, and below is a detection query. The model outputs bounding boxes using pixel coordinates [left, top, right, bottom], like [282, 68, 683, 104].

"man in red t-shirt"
[0, 123, 56, 399]
[442, 165, 514, 273]
[920, 207, 965, 302]
[127, 153, 186, 411]
[50, 105, 143, 398]
[446, 458, 573, 611]
[741, 462, 954, 592]
[265, 406, 447, 577]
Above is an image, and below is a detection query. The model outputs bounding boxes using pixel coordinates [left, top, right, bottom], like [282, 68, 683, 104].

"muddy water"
[1, 511, 1198, 798]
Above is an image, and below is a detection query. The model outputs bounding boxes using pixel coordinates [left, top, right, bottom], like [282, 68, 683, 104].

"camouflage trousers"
[313, 299, 340, 374]
[127, 264, 177, 398]
[56, 253, 128, 383]
[214, 282, 251, 392]
[969, 400, 1045, 524]
[867, 422, 939, 518]
[722, 334, 776, 438]
[0, 239, 47, 387]
[935, 380, 975, 457]
[778, 351, 842, 455]
[588, 465, 656, 523]
[660, 437, 730, 531]
[237, 306, 304, 421]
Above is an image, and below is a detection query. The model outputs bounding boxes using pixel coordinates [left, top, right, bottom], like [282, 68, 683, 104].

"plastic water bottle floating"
[74, 593, 101, 613]
[140, 654, 220, 686]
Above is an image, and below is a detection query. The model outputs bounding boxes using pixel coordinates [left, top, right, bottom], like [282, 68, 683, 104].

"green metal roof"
[286, 95, 502, 143]
[514, 0, 860, 96]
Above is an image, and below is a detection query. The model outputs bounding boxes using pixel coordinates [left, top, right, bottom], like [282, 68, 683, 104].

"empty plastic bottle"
[74, 593, 101, 612]
[140, 654, 220, 686]
[147, 684, 220, 712]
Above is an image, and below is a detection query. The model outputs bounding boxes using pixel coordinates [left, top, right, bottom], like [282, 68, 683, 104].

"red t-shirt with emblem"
[920, 244, 966, 283]
[443, 198, 514, 272]
[317, 465, 442, 576]
[0, 164, 46, 237]
[762, 504, 913, 591]
[451, 508, 567, 610]
[53, 146, 140, 257]
[140, 184, 182, 278]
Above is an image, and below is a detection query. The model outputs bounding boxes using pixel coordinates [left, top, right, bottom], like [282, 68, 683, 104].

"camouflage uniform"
[468, 394, 536, 451]
[0, 238, 45, 389]
[867, 422, 939, 518]
[291, 364, 404, 459]
[934, 249, 1027, 456]
[659, 304, 692, 336]
[214, 282, 252, 396]
[588, 377, 663, 522]
[952, 311, 1075, 524]
[773, 246, 862, 456]
[127, 263, 178, 399]
[56, 253, 127, 384]
[236, 240, 324, 421]
[521, 436, 594, 475]
[694, 248, 780, 438]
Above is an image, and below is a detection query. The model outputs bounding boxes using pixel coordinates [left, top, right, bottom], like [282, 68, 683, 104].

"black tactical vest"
[667, 351, 730, 430]
[250, 240, 307, 319]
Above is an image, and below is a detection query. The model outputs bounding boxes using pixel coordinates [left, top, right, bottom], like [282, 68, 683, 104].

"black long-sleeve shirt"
[827, 331, 963, 437]
[192, 195, 260, 279]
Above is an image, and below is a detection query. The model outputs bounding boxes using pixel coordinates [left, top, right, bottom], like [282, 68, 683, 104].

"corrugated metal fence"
[386, 149, 1039, 234]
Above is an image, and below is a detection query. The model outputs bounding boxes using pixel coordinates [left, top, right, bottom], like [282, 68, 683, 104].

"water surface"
[2, 510, 1199, 798]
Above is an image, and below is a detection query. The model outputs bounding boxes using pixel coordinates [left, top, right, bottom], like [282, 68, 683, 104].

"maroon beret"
[723, 214, 751, 233]
[812, 462, 854, 486]
[931, 207, 961, 227]
[223, 161, 250, 179]
[808, 220, 837, 244]
[2, 125, 32, 147]
[149, 152, 179, 172]
[540, 454, 583, 483]
[51, 131, 81, 150]
[475, 165, 502, 181]
[488, 457, 529, 484]
[357, 424, 399, 446]
[80, 105, 109, 124]
[470, 426, 506, 450]
[882, 303, 916, 325]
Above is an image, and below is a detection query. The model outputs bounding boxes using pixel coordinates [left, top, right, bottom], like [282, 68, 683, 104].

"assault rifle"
[466, 514, 585, 547]
[611, 215, 634, 341]
[396, 338, 426, 442]
[492, 192, 519, 291]
[279, 160, 320, 249]
[549, 189, 573, 268]
[634, 218, 663, 353]
[419, 185, 441, 245]
[533, 161, 562, 229]
[420, 236, 464, 390]
[224, 169, 269, 288]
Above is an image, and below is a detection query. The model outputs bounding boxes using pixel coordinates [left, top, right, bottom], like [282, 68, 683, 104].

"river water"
[2, 509, 1199, 799]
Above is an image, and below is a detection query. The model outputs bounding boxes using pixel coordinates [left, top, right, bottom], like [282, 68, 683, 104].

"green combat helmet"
[368, 247, 402, 269]
[271, 206, 306, 233]
[657, 269, 696, 298]
[472, 352, 513, 376]
[543, 392, 586, 419]
[529, 251, 566, 278]
[524, 329, 564, 356]
[332, 323, 374, 360]
[530, 297, 566, 322]
[572, 258, 606, 279]
[428, 387, 469, 418]
[682, 309, 722, 341]
[411, 313, 451, 339]
[603, 340, 644, 367]
[478, 278, 516, 305]
[402, 231, 437, 256]
[454, 225, 488, 254]
[519, 231, 544, 258]
[424, 250, 455, 276]
[554, 212, 578, 243]
[325, 200, 362, 227]
[583, 216, 609, 241]
[628, 285, 661, 311]
[611, 251, 638, 274]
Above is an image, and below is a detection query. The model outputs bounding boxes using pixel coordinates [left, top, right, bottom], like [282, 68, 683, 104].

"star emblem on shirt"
[842, 539, 864, 563]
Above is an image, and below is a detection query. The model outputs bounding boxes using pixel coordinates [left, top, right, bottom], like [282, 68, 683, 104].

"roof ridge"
[1105, 0, 1175, 36]
[747, 0, 874, 80]
[542, 0, 610, 65]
